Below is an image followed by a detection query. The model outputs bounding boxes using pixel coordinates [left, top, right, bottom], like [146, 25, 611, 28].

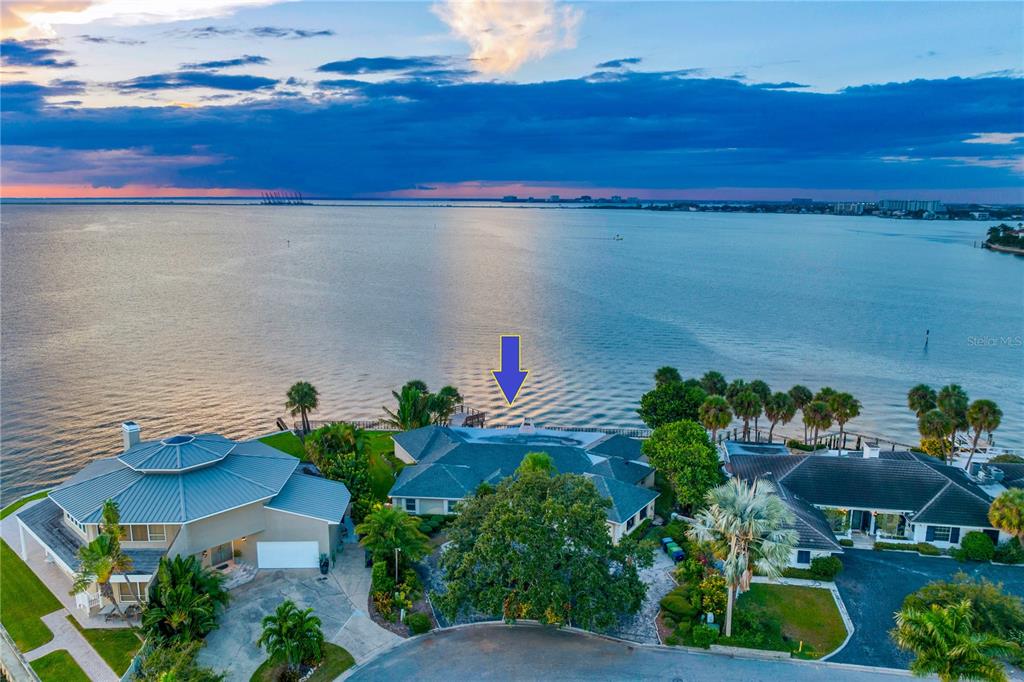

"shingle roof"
[723, 442, 791, 457]
[266, 473, 351, 523]
[49, 437, 298, 524]
[775, 485, 843, 552]
[997, 463, 1024, 489]
[587, 434, 645, 461]
[583, 474, 659, 523]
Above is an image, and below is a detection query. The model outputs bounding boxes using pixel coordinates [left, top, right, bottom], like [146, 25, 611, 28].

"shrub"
[660, 590, 697, 620]
[405, 612, 431, 635]
[698, 573, 727, 618]
[873, 541, 917, 552]
[691, 623, 719, 649]
[957, 531, 995, 562]
[839, 538, 854, 547]
[675, 557, 705, 585]
[371, 560, 395, 594]
[781, 567, 815, 580]
[915, 542, 941, 556]
[809, 555, 843, 580]
[903, 572, 1024, 638]
[786, 440, 826, 452]
[994, 537, 1024, 564]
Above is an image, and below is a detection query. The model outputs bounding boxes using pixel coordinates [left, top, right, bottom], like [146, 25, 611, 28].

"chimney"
[122, 421, 141, 451]
[862, 443, 880, 459]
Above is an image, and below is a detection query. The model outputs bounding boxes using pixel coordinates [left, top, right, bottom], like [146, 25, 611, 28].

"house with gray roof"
[389, 426, 658, 544]
[15, 422, 350, 615]
[726, 442, 1007, 566]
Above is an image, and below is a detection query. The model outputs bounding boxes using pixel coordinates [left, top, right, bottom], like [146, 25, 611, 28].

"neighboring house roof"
[731, 451, 996, 532]
[266, 473, 351, 523]
[723, 442, 790, 457]
[587, 434, 645, 461]
[583, 474, 659, 524]
[389, 426, 658, 524]
[17, 498, 164, 576]
[118, 434, 235, 472]
[49, 437, 299, 524]
[992, 463, 1024, 489]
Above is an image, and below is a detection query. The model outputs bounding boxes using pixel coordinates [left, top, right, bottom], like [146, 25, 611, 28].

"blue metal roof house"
[14, 422, 350, 615]
[388, 425, 658, 544]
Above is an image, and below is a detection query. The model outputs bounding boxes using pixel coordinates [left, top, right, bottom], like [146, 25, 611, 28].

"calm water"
[2, 203, 1022, 502]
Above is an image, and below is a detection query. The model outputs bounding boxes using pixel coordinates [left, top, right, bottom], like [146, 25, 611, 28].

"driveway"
[345, 623, 909, 681]
[198, 546, 400, 680]
[830, 549, 1024, 668]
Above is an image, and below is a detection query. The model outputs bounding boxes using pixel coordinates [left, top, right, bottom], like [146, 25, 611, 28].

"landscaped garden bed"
[250, 641, 355, 682]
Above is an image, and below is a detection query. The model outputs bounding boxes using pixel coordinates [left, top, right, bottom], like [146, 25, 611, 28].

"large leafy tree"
[788, 385, 813, 442]
[908, 384, 938, 418]
[257, 600, 325, 676]
[71, 500, 135, 615]
[828, 392, 861, 449]
[802, 400, 832, 445]
[699, 371, 727, 396]
[919, 409, 954, 462]
[285, 381, 319, 434]
[763, 392, 796, 443]
[698, 395, 732, 443]
[687, 478, 797, 637]
[143, 555, 228, 643]
[729, 390, 762, 441]
[903, 572, 1024, 641]
[305, 422, 374, 522]
[989, 489, 1024, 542]
[637, 381, 707, 429]
[435, 470, 653, 630]
[641, 420, 722, 511]
[892, 600, 1016, 682]
[356, 505, 431, 578]
[937, 384, 969, 456]
[517, 451, 557, 476]
[966, 399, 1002, 469]
[654, 366, 682, 386]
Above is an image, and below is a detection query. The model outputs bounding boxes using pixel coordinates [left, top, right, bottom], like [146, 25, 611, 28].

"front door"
[211, 542, 233, 566]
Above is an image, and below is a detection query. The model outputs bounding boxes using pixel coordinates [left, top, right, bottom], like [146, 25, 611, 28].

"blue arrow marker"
[491, 335, 529, 406]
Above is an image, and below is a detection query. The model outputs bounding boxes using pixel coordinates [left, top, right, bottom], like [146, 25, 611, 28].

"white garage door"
[256, 541, 319, 569]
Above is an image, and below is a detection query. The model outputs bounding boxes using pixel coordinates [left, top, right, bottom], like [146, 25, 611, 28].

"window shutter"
[925, 526, 935, 541]
[949, 527, 960, 544]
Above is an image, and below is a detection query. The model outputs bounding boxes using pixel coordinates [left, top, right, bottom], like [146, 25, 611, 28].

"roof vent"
[122, 421, 141, 451]
[977, 466, 1005, 483]
[862, 443, 880, 459]
[518, 418, 536, 435]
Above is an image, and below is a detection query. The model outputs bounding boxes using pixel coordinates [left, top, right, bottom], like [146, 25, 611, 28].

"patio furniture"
[124, 604, 142, 621]
[98, 603, 117, 622]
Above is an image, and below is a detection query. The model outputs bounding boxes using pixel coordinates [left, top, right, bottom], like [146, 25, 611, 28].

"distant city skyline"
[1, 1, 1022, 201]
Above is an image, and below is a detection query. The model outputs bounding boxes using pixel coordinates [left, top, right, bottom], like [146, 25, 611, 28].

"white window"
[932, 526, 952, 542]
[404, 498, 417, 513]
[64, 512, 86, 535]
[116, 582, 144, 603]
[148, 525, 166, 541]
[119, 525, 150, 542]
[445, 500, 458, 514]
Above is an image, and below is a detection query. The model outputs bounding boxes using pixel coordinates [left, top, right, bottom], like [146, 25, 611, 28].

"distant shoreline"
[984, 241, 1024, 256]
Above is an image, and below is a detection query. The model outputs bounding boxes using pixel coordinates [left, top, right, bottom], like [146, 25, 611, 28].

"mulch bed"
[655, 611, 674, 645]
[366, 590, 437, 638]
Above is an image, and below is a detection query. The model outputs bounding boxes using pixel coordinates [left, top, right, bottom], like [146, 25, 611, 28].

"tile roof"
[266, 472, 351, 523]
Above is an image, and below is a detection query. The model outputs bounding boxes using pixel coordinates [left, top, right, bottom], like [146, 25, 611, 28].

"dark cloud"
[77, 35, 145, 46]
[317, 56, 449, 74]
[1, 79, 84, 111]
[178, 26, 334, 39]
[596, 57, 642, 69]
[3, 73, 1021, 196]
[0, 39, 76, 69]
[112, 71, 277, 92]
[181, 55, 269, 70]
[178, 26, 237, 39]
[751, 82, 810, 89]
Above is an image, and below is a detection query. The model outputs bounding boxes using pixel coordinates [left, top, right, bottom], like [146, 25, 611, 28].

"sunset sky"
[2, 0, 1022, 201]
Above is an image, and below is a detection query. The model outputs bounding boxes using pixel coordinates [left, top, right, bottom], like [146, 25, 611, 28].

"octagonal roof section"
[118, 433, 236, 473]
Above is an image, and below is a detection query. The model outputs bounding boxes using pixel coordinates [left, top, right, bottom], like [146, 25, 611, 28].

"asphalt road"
[830, 549, 1024, 668]
[346, 624, 910, 681]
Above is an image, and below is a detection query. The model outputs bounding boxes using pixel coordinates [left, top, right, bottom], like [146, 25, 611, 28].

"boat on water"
[613, 234, 624, 241]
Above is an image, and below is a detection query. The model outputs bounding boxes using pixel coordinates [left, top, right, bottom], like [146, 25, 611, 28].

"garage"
[256, 541, 319, 569]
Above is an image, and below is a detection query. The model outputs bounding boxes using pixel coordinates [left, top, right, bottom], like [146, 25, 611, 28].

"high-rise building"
[878, 199, 945, 213]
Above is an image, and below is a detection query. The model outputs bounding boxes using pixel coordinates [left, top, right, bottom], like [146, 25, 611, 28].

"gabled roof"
[391, 463, 480, 499]
[583, 474, 659, 524]
[266, 473, 351, 523]
[49, 437, 298, 524]
[590, 457, 651, 485]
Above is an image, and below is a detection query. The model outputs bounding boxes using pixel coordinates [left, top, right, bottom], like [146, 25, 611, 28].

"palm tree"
[654, 366, 682, 387]
[937, 384, 969, 456]
[428, 385, 463, 425]
[700, 371, 727, 396]
[382, 384, 431, 431]
[356, 505, 431, 579]
[257, 600, 325, 676]
[908, 384, 937, 418]
[687, 478, 797, 637]
[814, 386, 836, 403]
[988, 489, 1024, 542]
[966, 399, 1002, 469]
[142, 584, 217, 643]
[730, 390, 762, 441]
[699, 395, 732, 443]
[149, 555, 228, 608]
[802, 400, 832, 445]
[285, 381, 319, 434]
[763, 392, 796, 443]
[919, 409, 954, 462]
[828, 392, 861, 450]
[71, 533, 133, 617]
[747, 380, 771, 433]
[892, 600, 1015, 682]
[788, 385, 812, 441]
[725, 379, 748, 403]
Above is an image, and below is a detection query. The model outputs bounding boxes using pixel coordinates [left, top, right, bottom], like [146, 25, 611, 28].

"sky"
[1, 0, 1022, 201]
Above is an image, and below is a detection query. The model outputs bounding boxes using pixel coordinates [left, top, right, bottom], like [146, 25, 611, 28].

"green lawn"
[30, 649, 91, 682]
[366, 430, 403, 501]
[250, 642, 355, 682]
[733, 583, 847, 658]
[66, 615, 143, 675]
[0, 539, 61, 651]
[0, 490, 50, 520]
[259, 431, 306, 459]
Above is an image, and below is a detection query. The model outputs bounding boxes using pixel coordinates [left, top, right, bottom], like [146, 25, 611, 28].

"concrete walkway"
[330, 544, 401, 663]
[24, 612, 119, 682]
